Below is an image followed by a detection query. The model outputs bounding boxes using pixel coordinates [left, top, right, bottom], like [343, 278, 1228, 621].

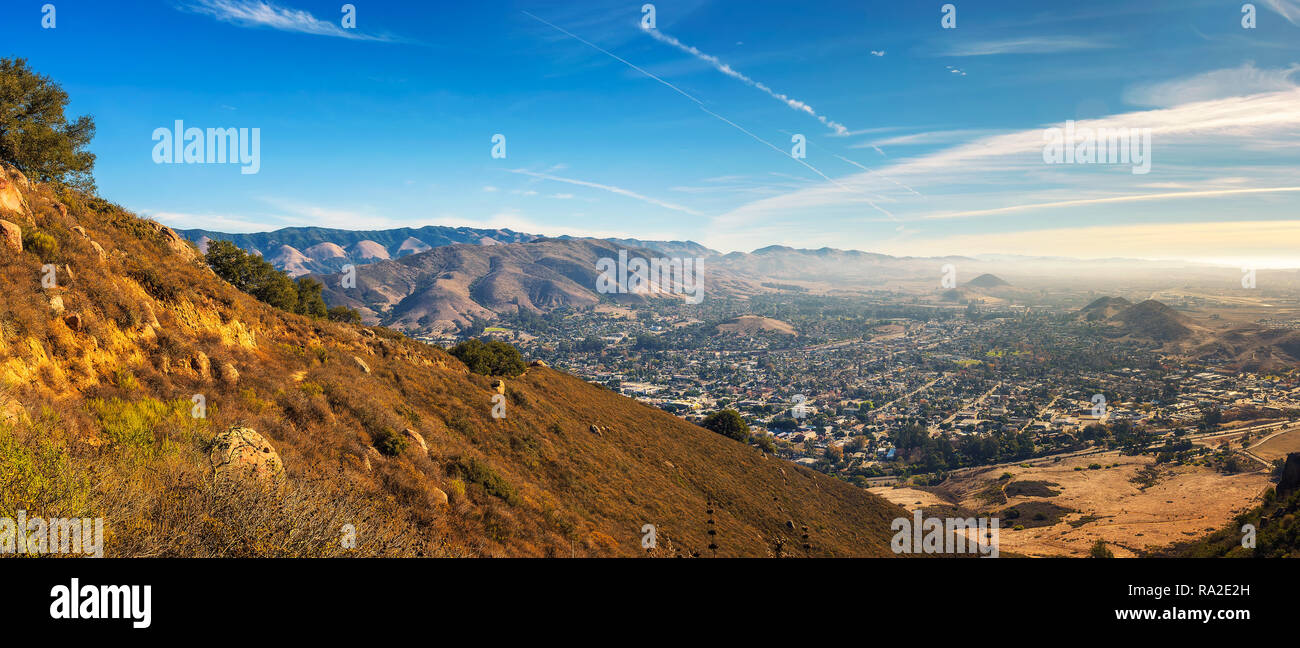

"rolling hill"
[0, 163, 902, 557]
[316, 238, 757, 334]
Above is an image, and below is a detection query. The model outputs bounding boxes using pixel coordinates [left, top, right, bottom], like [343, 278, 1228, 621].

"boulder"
[49, 294, 65, 315]
[62, 313, 82, 332]
[218, 362, 239, 385]
[589, 424, 603, 437]
[529, 360, 548, 368]
[89, 240, 106, 259]
[0, 219, 21, 253]
[491, 379, 506, 394]
[191, 351, 211, 378]
[352, 356, 370, 374]
[403, 428, 428, 453]
[209, 426, 284, 485]
[429, 486, 449, 507]
[0, 165, 29, 217]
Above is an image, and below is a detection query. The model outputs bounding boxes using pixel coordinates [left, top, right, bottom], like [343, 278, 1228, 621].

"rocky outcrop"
[49, 294, 64, 315]
[145, 220, 200, 262]
[71, 225, 107, 260]
[1278, 452, 1300, 497]
[0, 219, 21, 253]
[209, 426, 284, 485]
[491, 379, 506, 394]
[0, 165, 30, 218]
[529, 360, 549, 368]
[352, 356, 370, 374]
[62, 313, 82, 332]
[191, 351, 211, 379]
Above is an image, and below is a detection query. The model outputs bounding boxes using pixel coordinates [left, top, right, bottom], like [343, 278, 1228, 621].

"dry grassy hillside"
[0, 165, 902, 557]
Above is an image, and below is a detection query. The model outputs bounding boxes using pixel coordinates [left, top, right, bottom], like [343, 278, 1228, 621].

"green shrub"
[326, 306, 362, 324]
[1089, 540, 1114, 558]
[88, 397, 196, 453]
[448, 456, 519, 505]
[0, 425, 93, 518]
[374, 428, 409, 456]
[22, 229, 58, 261]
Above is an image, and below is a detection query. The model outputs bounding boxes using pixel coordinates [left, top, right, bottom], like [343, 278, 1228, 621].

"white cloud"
[139, 210, 272, 233]
[1124, 62, 1300, 107]
[940, 36, 1110, 57]
[181, 0, 406, 42]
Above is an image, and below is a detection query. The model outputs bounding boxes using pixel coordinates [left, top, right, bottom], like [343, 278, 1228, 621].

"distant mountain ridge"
[180, 226, 721, 278]
[177, 225, 539, 277]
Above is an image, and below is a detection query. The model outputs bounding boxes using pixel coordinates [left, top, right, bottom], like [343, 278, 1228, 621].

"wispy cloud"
[940, 36, 1110, 56]
[506, 169, 704, 216]
[710, 79, 1300, 253]
[1124, 62, 1300, 107]
[1263, 0, 1300, 26]
[180, 0, 407, 42]
[642, 28, 851, 135]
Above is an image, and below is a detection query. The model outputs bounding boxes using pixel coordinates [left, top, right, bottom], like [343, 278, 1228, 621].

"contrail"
[521, 11, 703, 106]
[508, 169, 704, 217]
[643, 28, 850, 136]
[522, 11, 897, 222]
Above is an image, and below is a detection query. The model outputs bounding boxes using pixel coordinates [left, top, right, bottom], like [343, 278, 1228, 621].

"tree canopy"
[205, 239, 338, 320]
[0, 58, 96, 191]
[702, 409, 750, 442]
[449, 339, 527, 377]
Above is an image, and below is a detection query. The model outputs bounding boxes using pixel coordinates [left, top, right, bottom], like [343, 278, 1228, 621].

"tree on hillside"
[0, 58, 96, 191]
[449, 339, 526, 377]
[295, 277, 328, 318]
[327, 305, 362, 324]
[702, 409, 749, 442]
[206, 240, 338, 318]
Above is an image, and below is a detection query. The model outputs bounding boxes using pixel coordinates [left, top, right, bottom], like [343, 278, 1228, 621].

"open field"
[1251, 425, 1300, 462]
[871, 451, 1270, 557]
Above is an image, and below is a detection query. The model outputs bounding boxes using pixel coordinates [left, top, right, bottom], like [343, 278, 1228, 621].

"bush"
[373, 428, 409, 457]
[448, 456, 519, 505]
[1089, 540, 1114, 558]
[327, 305, 361, 324]
[21, 229, 58, 262]
[449, 339, 526, 377]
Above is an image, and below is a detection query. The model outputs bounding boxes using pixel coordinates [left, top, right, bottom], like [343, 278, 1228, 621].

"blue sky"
[4, 0, 1300, 264]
